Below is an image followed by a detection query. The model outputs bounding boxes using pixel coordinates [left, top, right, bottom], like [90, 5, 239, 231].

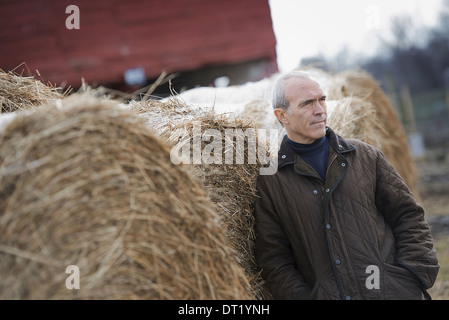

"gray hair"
[271, 70, 317, 110]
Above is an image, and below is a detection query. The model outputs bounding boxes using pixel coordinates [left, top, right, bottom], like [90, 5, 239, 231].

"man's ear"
[274, 108, 288, 125]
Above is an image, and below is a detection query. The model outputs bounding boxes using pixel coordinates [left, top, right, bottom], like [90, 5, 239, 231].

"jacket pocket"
[382, 263, 424, 300]
[309, 282, 321, 300]
[309, 281, 341, 300]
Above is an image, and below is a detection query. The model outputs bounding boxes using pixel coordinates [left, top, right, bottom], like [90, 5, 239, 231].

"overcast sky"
[268, 0, 444, 72]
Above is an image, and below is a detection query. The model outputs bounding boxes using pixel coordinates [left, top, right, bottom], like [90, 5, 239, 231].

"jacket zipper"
[320, 152, 338, 196]
[325, 153, 338, 180]
[323, 153, 348, 300]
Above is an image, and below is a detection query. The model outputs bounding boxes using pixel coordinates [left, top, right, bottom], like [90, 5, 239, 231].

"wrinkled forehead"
[284, 76, 324, 101]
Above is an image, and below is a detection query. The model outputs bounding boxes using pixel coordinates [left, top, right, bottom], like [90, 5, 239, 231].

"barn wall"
[0, 0, 277, 90]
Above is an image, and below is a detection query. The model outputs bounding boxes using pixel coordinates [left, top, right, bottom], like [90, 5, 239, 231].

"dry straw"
[327, 96, 388, 154]
[328, 69, 419, 197]
[0, 68, 64, 113]
[130, 98, 273, 299]
[0, 93, 253, 299]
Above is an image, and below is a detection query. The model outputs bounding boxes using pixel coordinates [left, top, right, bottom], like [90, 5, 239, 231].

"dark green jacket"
[254, 127, 439, 300]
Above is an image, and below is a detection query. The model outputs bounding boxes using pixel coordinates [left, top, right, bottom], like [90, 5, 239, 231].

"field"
[417, 155, 449, 300]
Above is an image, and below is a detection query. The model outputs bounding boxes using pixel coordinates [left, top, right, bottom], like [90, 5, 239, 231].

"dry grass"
[0, 68, 64, 113]
[327, 96, 386, 150]
[428, 234, 449, 300]
[0, 93, 253, 300]
[130, 98, 273, 299]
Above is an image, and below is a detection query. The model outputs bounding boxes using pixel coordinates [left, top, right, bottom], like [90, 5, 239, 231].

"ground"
[416, 154, 449, 300]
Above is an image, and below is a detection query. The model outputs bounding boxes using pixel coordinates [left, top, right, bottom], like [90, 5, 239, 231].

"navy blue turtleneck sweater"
[287, 136, 330, 181]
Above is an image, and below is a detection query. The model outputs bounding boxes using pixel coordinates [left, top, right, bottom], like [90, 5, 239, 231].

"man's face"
[274, 77, 327, 144]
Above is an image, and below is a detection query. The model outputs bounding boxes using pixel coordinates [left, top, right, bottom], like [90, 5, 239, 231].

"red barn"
[0, 0, 278, 95]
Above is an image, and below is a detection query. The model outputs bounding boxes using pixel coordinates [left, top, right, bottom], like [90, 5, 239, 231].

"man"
[254, 71, 439, 300]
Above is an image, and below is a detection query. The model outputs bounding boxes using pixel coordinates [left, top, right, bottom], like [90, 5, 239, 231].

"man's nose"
[313, 100, 326, 114]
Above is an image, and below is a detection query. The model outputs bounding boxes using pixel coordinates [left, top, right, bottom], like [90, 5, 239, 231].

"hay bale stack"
[327, 69, 419, 197]
[0, 69, 63, 113]
[130, 98, 273, 299]
[327, 96, 388, 155]
[240, 99, 279, 130]
[163, 75, 280, 117]
[0, 94, 253, 300]
[128, 96, 206, 134]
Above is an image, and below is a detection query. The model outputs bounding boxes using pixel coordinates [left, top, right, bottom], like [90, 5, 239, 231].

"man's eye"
[302, 101, 312, 107]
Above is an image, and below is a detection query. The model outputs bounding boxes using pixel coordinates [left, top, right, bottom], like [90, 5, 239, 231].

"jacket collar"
[277, 127, 356, 169]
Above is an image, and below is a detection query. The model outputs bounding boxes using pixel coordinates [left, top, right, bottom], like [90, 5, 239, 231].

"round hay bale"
[0, 94, 253, 300]
[327, 96, 387, 154]
[130, 98, 274, 299]
[240, 99, 279, 130]
[171, 113, 272, 300]
[128, 96, 206, 135]
[327, 69, 419, 197]
[0, 69, 63, 113]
